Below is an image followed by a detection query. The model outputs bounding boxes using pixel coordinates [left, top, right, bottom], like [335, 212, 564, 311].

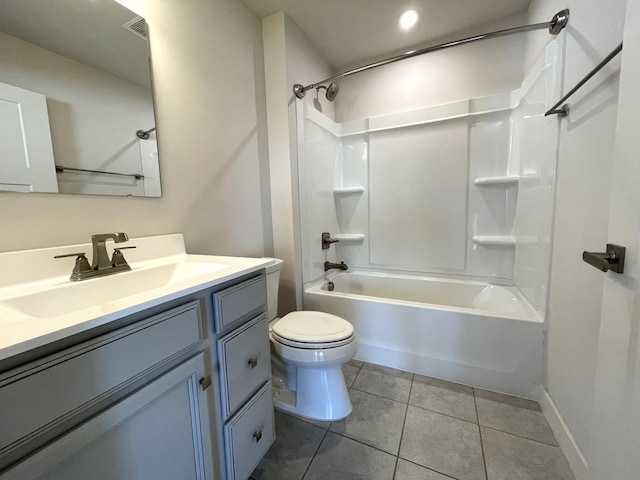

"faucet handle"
[322, 232, 339, 250]
[54, 253, 93, 280]
[111, 246, 136, 268]
[54, 252, 87, 259]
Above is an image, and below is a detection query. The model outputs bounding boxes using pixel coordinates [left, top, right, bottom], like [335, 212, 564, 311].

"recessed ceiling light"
[399, 10, 419, 30]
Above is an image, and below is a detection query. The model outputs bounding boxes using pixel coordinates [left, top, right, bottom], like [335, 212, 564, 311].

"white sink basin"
[0, 234, 275, 362]
[4, 261, 230, 319]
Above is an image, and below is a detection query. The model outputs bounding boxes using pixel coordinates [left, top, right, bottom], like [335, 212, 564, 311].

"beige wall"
[262, 12, 335, 314]
[0, 0, 272, 258]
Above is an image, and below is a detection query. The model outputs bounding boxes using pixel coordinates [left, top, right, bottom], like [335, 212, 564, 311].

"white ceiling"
[0, 0, 151, 88]
[243, 0, 532, 70]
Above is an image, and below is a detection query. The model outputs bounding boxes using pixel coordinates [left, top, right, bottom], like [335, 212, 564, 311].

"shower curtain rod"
[293, 9, 569, 99]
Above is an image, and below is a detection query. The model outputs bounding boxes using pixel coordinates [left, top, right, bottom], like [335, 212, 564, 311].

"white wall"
[0, 31, 154, 197]
[262, 12, 335, 314]
[587, 2, 640, 477]
[296, 43, 564, 297]
[0, 0, 272, 259]
[334, 13, 528, 122]
[530, 0, 627, 476]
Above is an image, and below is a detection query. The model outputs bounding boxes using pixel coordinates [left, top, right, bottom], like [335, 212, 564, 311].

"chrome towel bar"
[55, 165, 144, 180]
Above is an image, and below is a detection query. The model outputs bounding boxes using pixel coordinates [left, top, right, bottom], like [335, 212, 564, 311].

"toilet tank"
[264, 258, 284, 321]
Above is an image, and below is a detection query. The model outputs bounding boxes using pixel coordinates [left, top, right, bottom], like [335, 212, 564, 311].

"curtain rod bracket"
[549, 9, 570, 35]
[136, 126, 156, 140]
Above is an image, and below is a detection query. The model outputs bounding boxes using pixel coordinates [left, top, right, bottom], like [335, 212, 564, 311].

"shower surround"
[296, 39, 563, 397]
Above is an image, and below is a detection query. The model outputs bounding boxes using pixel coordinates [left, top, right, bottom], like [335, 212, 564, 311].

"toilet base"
[271, 365, 352, 421]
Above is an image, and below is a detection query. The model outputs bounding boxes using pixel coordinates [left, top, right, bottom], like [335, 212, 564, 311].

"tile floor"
[251, 361, 575, 480]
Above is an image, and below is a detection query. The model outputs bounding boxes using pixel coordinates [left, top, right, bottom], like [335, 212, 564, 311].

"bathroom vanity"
[0, 234, 274, 480]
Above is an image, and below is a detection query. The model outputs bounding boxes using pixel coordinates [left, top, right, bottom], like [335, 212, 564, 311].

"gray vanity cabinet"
[1, 354, 214, 480]
[213, 276, 275, 480]
[0, 270, 273, 480]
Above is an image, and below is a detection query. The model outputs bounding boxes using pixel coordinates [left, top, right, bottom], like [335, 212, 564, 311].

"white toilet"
[265, 259, 357, 421]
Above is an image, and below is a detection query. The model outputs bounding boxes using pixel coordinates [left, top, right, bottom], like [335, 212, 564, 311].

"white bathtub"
[303, 271, 544, 398]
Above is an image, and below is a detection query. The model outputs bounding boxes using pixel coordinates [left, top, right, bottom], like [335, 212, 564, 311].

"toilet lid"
[272, 311, 354, 343]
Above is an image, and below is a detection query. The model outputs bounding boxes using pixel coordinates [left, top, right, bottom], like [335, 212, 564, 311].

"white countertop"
[0, 234, 274, 361]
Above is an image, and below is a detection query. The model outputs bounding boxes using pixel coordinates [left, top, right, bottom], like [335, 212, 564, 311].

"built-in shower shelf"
[472, 235, 516, 246]
[333, 186, 365, 195]
[334, 234, 365, 243]
[474, 176, 520, 186]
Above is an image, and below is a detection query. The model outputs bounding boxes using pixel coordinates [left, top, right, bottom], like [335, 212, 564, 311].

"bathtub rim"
[305, 270, 544, 324]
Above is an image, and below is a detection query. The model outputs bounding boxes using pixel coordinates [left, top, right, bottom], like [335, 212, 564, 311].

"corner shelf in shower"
[333, 186, 365, 195]
[472, 235, 516, 246]
[334, 234, 365, 244]
[474, 176, 519, 186]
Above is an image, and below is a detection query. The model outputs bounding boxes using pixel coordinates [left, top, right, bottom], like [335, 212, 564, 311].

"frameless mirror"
[0, 0, 161, 197]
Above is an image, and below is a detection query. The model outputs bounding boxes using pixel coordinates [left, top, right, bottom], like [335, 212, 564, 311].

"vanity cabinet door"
[213, 275, 266, 334]
[0, 301, 202, 459]
[224, 382, 275, 480]
[218, 314, 271, 418]
[1, 354, 215, 480]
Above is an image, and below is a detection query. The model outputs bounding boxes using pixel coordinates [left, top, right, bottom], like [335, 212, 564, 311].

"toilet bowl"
[265, 259, 356, 421]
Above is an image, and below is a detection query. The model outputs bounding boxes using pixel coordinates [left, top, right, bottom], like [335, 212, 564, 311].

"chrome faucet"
[324, 261, 348, 272]
[55, 232, 136, 281]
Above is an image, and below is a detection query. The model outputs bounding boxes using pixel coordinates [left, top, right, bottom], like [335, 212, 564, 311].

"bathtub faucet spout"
[325, 261, 348, 272]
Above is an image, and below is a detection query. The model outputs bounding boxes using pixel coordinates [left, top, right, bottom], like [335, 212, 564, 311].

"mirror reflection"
[0, 0, 161, 197]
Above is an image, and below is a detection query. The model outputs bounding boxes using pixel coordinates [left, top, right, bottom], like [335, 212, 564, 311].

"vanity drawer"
[224, 382, 274, 480]
[218, 314, 270, 418]
[0, 301, 202, 455]
[213, 275, 266, 334]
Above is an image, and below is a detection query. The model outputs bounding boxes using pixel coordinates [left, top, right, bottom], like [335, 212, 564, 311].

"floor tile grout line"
[301, 425, 331, 480]
[404, 397, 480, 425]
[394, 373, 414, 478]
[474, 388, 490, 480]
[392, 456, 399, 480]
[346, 363, 363, 389]
[396, 457, 463, 480]
[349, 383, 410, 405]
[480, 425, 561, 448]
[328, 429, 404, 459]
[473, 386, 543, 408]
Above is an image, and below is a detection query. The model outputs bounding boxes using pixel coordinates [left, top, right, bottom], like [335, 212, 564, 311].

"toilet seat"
[271, 311, 354, 349]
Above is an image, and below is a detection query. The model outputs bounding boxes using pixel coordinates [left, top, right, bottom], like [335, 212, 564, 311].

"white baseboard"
[538, 385, 588, 480]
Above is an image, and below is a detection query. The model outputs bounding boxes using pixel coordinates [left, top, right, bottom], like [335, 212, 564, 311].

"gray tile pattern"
[330, 389, 407, 454]
[253, 362, 575, 480]
[305, 432, 397, 480]
[351, 362, 413, 403]
[482, 427, 574, 480]
[342, 362, 361, 388]
[475, 389, 558, 446]
[400, 406, 486, 480]
[251, 411, 326, 480]
[347, 359, 364, 368]
[410, 375, 477, 423]
[394, 459, 455, 480]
